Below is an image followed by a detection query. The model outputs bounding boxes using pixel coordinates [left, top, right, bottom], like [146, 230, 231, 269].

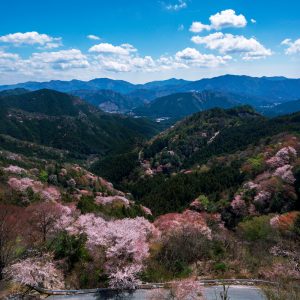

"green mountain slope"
[133, 91, 241, 119]
[0, 89, 159, 158]
[71, 89, 144, 113]
[110, 106, 300, 216]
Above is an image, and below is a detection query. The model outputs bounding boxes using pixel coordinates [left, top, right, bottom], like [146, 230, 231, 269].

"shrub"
[39, 170, 48, 182]
[50, 231, 89, 270]
[156, 226, 211, 275]
[237, 215, 275, 242]
[294, 214, 300, 237]
[77, 196, 99, 214]
[214, 262, 227, 273]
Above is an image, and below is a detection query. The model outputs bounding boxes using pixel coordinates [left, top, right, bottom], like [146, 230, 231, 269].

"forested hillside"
[0, 89, 159, 158]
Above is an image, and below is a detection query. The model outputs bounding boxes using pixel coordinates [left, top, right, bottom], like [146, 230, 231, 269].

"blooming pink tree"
[154, 210, 212, 239]
[3, 165, 27, 175]
[3, 254, 64, 289]
[8, 177, 43, 193]
[231, 194, 248, 216]
[66, 214, 156, 289]
[254, 190, 272, 206]
[266, 146, 297, 169]
[274, 164, 296, 184]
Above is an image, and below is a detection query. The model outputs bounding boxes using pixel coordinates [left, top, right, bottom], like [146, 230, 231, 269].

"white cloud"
[87, 34, 101, 41]
[191, 32, 272, 60]
[88, 43, 136, 55]
[175, 47, 232, 67]
[281, 38, 300, 55]
[251, 19, 257, 24]
[97, 55, 156, 73]
[165, 0, 187, 11]
[0, 50, 21, 72]
[189, 22, 211, 33]
[29, 49, 89, 70]
[189, 9, 248, 34]
[0, 31, 62, 48]
[0, 50, 19, 60]
[209, 9, 247, 29]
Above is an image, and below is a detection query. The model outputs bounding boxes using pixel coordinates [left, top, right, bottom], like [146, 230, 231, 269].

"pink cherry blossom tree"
[3, 254, 64, 289]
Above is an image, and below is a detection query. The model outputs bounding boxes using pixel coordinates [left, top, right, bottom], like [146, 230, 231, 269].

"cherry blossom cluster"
[266, 146, 297, 169]
[3, 165, 27, 175]
[40, 186, 61, 202]
[95, 195, 130, 207]
[231, 145, 298, 215]
[274, 164, 296, 184]
[66, 214, 157, 288]
[8, 177, 43, 193]
[170, 279, 204, 300]
[8, 177, 62, 202]
[108, 264, 143, 289]
[230, 194, 247, 215]
[154, 210, 212, 239]
[253, 190, 272, 205]
[4, 255, 65, 289]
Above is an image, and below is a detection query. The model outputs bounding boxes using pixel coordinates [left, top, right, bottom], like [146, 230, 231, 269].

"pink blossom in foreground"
[170, 279, 204, 300]
[274, 164, 296, 184]
[66, 214, 156, 288]
[3, 255, 64, 289]
[108, 264, 143, 289]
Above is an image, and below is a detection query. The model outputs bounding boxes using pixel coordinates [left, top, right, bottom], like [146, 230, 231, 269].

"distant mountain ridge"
[1, 75, 300, 103]
[2, 75, 300, 117]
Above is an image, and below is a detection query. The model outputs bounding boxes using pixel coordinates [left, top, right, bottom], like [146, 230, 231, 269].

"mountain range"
[2, 75, 300, 119]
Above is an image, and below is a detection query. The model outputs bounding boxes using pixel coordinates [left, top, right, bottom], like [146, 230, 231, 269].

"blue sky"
[0, 0, 299, 84]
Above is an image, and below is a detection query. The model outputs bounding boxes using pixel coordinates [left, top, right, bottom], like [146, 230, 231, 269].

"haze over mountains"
[2, 75, 300, 119]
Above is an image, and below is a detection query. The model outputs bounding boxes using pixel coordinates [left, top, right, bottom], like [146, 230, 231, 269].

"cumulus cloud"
[209, 9, 247, 29]
[89, 43, 137, 55]
[165, 0, 187, 11]
[87, 34, 101, 40]
[251, 19, 257, 24]
[190, 9, 248, 33]
[0, 31, 62, 48]
[29, 49, 89, 70]
[281, 38, 300, 55]
[189, 22, 211, 33]
[175, 47, 232, 67]
[97, 55, 156, 73]
[191, 32, 272, 60]
[0, 50, 21, 72]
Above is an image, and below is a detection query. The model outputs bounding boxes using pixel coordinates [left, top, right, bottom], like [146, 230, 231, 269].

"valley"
[0, 79, 300, 299]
